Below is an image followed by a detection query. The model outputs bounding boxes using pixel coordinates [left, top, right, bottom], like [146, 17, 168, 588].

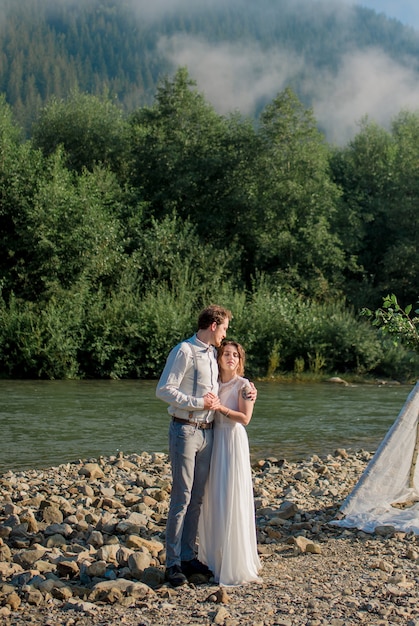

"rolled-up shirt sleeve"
[156, 343, 205, 412]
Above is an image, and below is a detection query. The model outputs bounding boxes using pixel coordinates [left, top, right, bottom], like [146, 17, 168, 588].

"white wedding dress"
[198, 376, 261, 586]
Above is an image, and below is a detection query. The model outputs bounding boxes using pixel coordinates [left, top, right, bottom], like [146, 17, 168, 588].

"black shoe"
[165, 564, 188, 587]
[181, 558, 212, 578]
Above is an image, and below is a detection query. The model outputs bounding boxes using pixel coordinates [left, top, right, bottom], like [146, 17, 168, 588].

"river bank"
[1, 449, 419, 625]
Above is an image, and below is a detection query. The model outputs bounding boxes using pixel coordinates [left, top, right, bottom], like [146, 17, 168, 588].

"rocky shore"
[1, 448, 419, 626]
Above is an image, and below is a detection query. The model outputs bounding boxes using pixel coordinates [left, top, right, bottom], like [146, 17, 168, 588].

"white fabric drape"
[333, 381, 419, 534]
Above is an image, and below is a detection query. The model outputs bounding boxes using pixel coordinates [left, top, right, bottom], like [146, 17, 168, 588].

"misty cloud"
[310, 47, 419, 144]
[157, 34, 304, 116]
[157, 33, 419, 144]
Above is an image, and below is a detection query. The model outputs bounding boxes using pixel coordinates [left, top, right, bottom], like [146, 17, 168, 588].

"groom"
[156, 304, 231, 587]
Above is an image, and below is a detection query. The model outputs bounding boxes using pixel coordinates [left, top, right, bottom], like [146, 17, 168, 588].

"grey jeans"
[165, 419, 214, 567]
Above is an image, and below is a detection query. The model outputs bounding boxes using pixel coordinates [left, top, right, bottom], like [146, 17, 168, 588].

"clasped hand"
[203, 392, 221, 410]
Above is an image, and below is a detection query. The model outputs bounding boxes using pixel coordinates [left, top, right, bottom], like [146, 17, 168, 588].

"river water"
[0, 379, 414, 473]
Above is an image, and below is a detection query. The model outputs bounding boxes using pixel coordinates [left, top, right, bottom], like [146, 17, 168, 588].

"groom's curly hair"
[197, 304, 232, 330]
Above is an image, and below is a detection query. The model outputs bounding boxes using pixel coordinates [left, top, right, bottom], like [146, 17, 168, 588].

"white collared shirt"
[156, 334, 219, 422]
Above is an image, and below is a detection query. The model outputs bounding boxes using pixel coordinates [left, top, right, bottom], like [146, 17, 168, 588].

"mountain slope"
[1, 0, 419, 141]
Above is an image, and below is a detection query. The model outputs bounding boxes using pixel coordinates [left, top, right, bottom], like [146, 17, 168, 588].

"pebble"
[1, 449, 419, 625]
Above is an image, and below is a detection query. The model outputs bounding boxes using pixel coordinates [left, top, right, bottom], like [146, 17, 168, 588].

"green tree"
[0, 140, 125, 301]
[382, 111, 419, 305]
[32, 91, 131, 176]
[129, 68, 261, 282]
[331, 113, 419, 309]
[0, 96, 44, 299]
[129, 68, 228, 220]
[331, 119, 396, 308]
[128, 212, 234, 297]
[253, 88, 344, 298]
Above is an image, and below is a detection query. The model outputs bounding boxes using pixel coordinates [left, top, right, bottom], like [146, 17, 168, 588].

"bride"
[198, 339, 262, 586]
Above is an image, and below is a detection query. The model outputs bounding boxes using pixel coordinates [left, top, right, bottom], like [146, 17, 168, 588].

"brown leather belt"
[172, 416, 214, 430]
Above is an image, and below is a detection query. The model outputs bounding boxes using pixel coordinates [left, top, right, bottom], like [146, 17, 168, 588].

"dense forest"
[1, 0, 419, 134]
[1, 0, 419, 381]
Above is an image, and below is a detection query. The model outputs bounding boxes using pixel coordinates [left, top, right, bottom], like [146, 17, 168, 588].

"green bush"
[0, 292, 81, 378]
[0, 282, 414, 381]
[373, 339, 419, 382]
[222, 282, 384, 378]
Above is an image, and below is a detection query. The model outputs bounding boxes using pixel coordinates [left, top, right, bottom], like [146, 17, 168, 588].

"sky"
[345, 1, 419, 30]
